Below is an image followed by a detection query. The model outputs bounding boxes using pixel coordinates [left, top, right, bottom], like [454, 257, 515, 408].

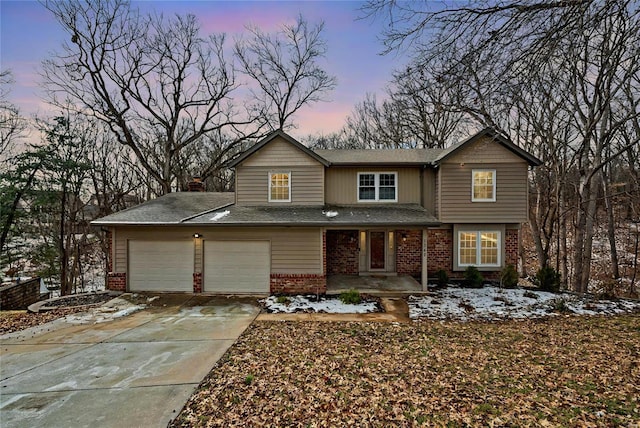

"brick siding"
[326, 230, 359, 275]
[107, 272, 126, 291]
[193, 273, 203, 293]
[396, 229, 422, 276]
[427, 228, 453, 276]
[505, 229, 519, 267]
[426, 227, 520, 281]
[270, 274, 327, 294]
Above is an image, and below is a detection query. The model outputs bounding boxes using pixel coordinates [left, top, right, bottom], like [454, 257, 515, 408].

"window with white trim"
[269, 172, 291, 202]
[358, 172, 397, 202]
[472, 169, 496, 202]
[458, 231, 501, 267]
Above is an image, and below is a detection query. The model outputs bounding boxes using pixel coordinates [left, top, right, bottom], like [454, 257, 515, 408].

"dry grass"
[172, 315, 640, 427]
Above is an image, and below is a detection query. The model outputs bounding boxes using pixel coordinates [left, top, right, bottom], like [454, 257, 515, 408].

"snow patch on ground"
[64, 297, 146, 324]
[262, 295, 378, 314]
[408, 286, 640, 321]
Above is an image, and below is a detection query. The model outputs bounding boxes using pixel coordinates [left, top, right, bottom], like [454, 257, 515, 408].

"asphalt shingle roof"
[92, 192, 234, 225]
[92, 193, 439, 226]
[314, 149, 443, 165]
[186, 204, 439, 226]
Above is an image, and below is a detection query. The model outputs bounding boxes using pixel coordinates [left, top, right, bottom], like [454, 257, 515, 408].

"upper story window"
[458, 231, 501, 267]
[472, 169, 496, 202]
[358, 172, 397, 202]
[269, 172, 291, 202]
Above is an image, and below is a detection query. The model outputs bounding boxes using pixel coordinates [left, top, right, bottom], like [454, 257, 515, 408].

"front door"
[369, 231, 386, 270]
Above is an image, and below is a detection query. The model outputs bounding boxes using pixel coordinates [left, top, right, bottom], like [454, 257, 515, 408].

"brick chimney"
[187, 177, 205, 192]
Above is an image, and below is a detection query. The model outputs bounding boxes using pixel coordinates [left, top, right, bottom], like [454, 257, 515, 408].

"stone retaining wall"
[0, 278, 44, 310]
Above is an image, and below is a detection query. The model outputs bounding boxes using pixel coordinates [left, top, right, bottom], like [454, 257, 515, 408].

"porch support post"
[421, 229, 428, 291]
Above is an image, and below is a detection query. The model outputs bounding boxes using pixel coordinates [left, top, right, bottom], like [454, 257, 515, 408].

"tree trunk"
[573, 171, 601, 293]
[602, 172, 620, 279]
[529, 185, 548, 268]
[59, 185, 69, 296]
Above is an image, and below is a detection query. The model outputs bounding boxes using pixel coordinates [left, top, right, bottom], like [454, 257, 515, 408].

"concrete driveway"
[0, 294, 260, 428]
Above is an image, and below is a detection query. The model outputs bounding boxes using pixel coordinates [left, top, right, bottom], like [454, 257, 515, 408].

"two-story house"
[93, 128, 541, 294]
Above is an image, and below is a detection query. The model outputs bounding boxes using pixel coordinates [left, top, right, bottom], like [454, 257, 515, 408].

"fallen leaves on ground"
[0, 308, 87, 334]
[172, 315, 640, 427]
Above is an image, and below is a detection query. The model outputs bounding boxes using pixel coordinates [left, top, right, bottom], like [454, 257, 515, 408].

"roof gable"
[227, 130, 329, 168]
[434, 128, 542, 166]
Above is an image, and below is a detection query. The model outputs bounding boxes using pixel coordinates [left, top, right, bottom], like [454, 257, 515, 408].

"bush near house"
[463, 266, 484, 288]
[435, 269, 449, 288]
[500, 264, 519, 289]
[534, 266, 561, 292]
[339, 289, 362, 305]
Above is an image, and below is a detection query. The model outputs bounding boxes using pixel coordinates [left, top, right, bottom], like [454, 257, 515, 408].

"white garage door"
[129, 241, 193, 292]
[204, 241, 270, 293]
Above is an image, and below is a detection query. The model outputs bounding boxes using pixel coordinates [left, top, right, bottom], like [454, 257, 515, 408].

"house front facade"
[93, 128, 541, 294]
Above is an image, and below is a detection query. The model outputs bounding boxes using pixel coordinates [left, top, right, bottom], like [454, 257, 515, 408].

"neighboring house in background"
[92, 128, 541, 294]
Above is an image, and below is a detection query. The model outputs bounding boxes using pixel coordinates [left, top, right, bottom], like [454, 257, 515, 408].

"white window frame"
[357, 172, 398, 202]
[471, 169, 496, 202]
[457, 230, 501, 267]
[268, 171, 291, 202]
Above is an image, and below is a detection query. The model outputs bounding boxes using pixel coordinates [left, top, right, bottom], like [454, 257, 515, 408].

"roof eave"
[328, 162, 432, 167]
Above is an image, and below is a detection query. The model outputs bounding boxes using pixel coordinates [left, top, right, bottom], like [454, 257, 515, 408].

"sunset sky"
[0, 0, 403, 139]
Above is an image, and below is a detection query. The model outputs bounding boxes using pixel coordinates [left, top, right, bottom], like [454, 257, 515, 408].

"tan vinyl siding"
[325, 167, 421, 205]
[241, 137, 321, 167]
[113, 226, 321, 274]
[435, 171, 441, 218]
[421, 168, 436, 214]
[446, 136, 525, 164]
[439, 162, 528, 223]
[236, 165, 324, 205]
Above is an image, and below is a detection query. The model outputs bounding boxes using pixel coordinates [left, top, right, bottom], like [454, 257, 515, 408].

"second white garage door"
[204, 241, 270, 293]
[129, 240, 194, 292]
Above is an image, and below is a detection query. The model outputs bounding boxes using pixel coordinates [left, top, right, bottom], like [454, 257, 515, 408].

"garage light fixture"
[193, 233, 201, 238]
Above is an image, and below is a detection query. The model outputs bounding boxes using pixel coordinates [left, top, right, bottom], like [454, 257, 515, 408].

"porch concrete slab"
[327, 274, 424, 295]
[0, 384, 195, 428]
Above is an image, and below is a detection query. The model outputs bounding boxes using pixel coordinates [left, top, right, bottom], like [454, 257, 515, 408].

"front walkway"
[0, 294, 259, 428]
[327, 274, 424, 295]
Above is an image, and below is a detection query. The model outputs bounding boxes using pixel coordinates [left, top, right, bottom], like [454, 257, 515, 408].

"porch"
[326, 274, 425, 295]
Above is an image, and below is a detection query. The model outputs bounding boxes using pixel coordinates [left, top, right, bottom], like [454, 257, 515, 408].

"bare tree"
[364, 0, 640, 293]
[235, 15, 337, 131]
[0, 70, 27, 160]
[42, 0, 261, 195]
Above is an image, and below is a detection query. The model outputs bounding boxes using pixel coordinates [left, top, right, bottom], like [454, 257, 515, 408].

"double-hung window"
[472, 169, 496, 202]
[269, 172, 291, 202]
[458, 231, 501, 267]
[358, 172, 397, 202]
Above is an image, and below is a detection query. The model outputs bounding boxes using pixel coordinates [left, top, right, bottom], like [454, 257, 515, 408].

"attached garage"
[128, 240, 194, 292]
[204, 240, 270, 293]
